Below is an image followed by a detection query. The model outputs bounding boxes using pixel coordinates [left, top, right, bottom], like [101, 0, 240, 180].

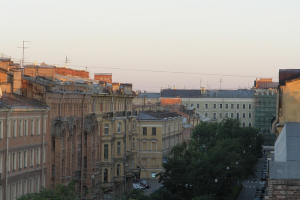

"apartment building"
[161, 89, 255, 127]
[0, 92, 49, 200]
[135, 111, 183, 179]
[92, 83, 138, 199]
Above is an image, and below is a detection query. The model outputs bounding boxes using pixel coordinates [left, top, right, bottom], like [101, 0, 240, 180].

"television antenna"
[17, 41, 30, 68]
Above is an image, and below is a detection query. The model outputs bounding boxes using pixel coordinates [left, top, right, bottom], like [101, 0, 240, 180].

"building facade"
[0, 93, 49, 200]
[161, 89, 255, 127]
[136, 111, 183, 179]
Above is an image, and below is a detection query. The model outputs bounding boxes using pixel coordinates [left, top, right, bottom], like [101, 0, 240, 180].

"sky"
[1, 0, 300, 92]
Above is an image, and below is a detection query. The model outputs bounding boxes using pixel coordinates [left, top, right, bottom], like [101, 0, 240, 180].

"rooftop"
[137, 93, 160, 98]
[0, 93, 49, 108]
[138, 111, 181, 120]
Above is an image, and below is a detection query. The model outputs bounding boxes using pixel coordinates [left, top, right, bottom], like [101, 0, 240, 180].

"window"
[133, 138, 135, 149]
[117, 142, 121, 154]
[52, 165, 55, 178]
[204, 113, 208, 117]
[7, 153, 10, 172]
[191, 103, 193, 107]
[104, 144, 108, 158]
[30, 179, 33, 193]
[231, 104, 234, 109]
[243, 123, 245, 127]
[12, 183, 16, 200]
[30, 149, 34, 166]
[37, 119, 40, 135]
[13, 120, 16, 137]
[225, 104, 228, 109]
[13, 152, 16, 171]
[117, 122, 121, 133]
[143, 127, 147, 135]
[8, 120, 11, 138]
[237, 113, 239, 120]
[152, 127, 156, 135]
[31, 119, 34, 135]
[243, 104, 246, 109]
[205, 104, 208, 109]
[19, 120, 22, 137]
[0, 185, 2, 200]
[19, 152, 22, 169]
[197, 104, 199, 108]
[18, 181, 22, 197]
[117, 164, 121, 176]
[249, 113, 252, 118]
[213, 113, 216, 120]
[84, 157, 87, 168]
[36, 148, 40, 165]
[219, 113, 223, 118]
[151, 172, 156, 178]
[24, 119, 28, 136]
[36, 177, 39, 193]
[219, 104, 222, 109]
[52, 137, 55, 149]
[23, 180, 27, 195]
[24, 151, 27, 168]
[133, 121, 136, 130]
[0, 154, 2, 173]
[249, 123, 252, 127]
[249, 104, 252, 109]
[243, 113, 245, 118]
[151, 142, 156, 150]
[0, 120, 3, 139]
[237, 104, 240, 109]
[43, 119, 46, 135]
[104, 169, 108, 182]
[104, 124, 109, 135]
[225, 113, 228, 118]
[143, 142, 147, 150]
[43, 146, 46, 164]
[213, 104, 216, 109]
[230, 113, 234, 118]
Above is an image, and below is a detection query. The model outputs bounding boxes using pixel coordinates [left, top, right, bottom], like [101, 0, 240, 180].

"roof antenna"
[17, 40, 30, 68]
[65, 55, 71, 68]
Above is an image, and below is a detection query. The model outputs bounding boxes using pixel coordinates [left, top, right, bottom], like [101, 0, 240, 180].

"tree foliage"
[157, 118, 264, 200]
[18, 180, 77, 200]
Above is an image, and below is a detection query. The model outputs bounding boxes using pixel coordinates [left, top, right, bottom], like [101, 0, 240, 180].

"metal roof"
[138, 111, 181, 120]
[161, 89, 201, 98]
[201, 90, 254, 98]
[137, 93, 160, 98]
[0, 93, 49, 108]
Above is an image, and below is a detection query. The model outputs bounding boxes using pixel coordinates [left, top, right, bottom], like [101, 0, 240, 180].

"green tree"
[157, 118, 264, 200]
[18, 180, 77, 200]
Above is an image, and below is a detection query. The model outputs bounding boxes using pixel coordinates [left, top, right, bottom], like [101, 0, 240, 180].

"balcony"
[114, 176, 124, 183]
[101, 182, 114, 189]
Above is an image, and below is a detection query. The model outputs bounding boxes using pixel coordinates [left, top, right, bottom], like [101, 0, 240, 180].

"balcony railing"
[101, 182, 114, 189]
[114, 176, 124, 183]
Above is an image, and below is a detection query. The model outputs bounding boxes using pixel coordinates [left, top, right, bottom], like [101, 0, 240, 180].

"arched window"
[117, 164, 121, 176]
[104, 168, 108, 182]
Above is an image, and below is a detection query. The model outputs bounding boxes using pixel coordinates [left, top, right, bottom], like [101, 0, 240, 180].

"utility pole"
[17, 41, 30, 68]
[219, 79, 223, 90]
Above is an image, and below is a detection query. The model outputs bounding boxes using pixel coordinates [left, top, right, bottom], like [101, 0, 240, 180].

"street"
[237, 148, 270, 200]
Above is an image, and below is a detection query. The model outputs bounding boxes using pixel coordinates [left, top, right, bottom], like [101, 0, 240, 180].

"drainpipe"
[124, 97, 127, 192]
[81, 94, 86, 198]
[42, 107, 50, 188]
[5, 108, 13, 200]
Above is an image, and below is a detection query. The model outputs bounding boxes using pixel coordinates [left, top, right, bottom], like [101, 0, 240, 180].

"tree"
[18, 180, 77, 200]
[157, 118, 264, 200]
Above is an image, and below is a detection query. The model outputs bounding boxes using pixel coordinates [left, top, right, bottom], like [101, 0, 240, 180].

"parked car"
[133, 179, 151, 189]
[256, 186, 265, 193]
[253, 197, 262, 200]
[133, 183, 146, 190]
[255, 191, 263, 198]
[261, 174, 266, 180]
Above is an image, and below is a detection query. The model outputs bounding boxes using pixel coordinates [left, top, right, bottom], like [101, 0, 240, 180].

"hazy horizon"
[2, 0, 300, 92]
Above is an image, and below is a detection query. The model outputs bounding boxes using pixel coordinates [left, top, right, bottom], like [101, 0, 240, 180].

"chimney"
[24, 65, 38, 78]
[38, 66, 56, 81]
[11, 68, 23, 95]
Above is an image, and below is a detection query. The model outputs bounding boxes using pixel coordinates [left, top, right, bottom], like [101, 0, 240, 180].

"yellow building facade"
[134, 111, 183, 179]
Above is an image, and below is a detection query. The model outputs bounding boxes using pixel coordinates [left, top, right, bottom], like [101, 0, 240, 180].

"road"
[237, 149, 269, 200]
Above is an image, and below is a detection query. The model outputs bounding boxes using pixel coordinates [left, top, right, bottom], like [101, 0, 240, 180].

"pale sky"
[1, 0, 300, 92]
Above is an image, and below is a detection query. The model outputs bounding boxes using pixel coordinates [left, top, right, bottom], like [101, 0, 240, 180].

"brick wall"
[268, 179, 300, 199]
